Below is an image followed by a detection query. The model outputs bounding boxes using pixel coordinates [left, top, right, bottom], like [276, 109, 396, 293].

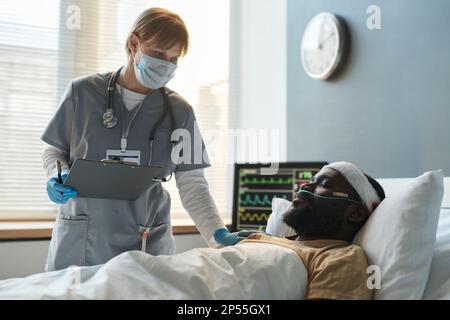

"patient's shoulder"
[335, 243, 365, 256]
[306, 242, 368, 282]
[314, 243, 367, 265]
[336, 243, 367, 261]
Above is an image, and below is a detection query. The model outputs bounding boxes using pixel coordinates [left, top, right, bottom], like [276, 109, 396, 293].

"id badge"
[106, 149, 141, 165]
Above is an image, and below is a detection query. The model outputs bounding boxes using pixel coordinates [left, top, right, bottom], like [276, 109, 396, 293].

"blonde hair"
[125, 7, 189, 60]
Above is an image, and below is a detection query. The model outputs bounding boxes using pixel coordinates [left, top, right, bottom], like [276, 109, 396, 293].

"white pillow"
[266, 198, 297, 237]
[353, 170, 444, 299]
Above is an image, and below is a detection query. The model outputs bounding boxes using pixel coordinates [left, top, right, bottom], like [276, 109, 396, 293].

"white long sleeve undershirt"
[42, 145, 226, 248]
[42, 145, 70, 179]
[175, 169, 226, 248]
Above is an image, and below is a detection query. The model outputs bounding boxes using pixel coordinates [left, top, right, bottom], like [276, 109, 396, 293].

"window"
[0, 0, 231, 224]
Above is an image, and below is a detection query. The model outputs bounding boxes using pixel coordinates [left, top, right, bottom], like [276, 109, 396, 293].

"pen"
[56, 160, 63, 184]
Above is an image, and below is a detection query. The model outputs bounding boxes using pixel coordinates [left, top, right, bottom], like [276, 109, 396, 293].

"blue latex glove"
[46, 173, 78, 204]
[214, 228, 268, 247]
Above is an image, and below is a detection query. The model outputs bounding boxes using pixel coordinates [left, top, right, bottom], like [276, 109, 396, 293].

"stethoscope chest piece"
[103, 107, 118, 128]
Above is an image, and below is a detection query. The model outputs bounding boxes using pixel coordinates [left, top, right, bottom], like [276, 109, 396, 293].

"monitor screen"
[231, 162, 328, 232]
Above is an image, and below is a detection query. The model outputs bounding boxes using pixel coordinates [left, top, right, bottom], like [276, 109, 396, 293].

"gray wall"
[287, 0, 450, 178]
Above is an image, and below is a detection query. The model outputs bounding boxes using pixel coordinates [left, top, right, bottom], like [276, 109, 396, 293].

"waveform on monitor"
[240, 194, 288, 206]
[239, 210, 270, 222]
[240, 176, 293, 185]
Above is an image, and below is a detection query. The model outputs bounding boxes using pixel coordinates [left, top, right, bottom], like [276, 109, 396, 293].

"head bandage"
[323, 161, 381, 213]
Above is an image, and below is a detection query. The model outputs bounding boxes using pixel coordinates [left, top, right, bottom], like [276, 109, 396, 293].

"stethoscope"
[102, 66, 176, 182]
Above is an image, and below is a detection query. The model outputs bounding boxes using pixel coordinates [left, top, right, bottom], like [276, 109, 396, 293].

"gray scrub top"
[41, 71, 210, 271]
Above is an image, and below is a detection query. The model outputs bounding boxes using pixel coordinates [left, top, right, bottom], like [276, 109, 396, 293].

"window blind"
[0, 0, 231, 223]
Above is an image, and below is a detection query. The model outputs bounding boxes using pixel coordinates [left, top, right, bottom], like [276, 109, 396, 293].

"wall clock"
[300, 12, 346, 80]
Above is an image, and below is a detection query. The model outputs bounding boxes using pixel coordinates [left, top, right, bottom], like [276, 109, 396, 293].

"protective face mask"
[134, 44, 177, 89]
[296, 189, 362, 205]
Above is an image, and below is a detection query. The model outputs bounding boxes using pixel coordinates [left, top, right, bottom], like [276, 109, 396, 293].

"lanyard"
[116, 79, 147, 151]
[110, 68, 175, 155]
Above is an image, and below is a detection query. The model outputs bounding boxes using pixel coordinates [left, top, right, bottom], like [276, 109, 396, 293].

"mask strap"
[133, 34, 144, 64]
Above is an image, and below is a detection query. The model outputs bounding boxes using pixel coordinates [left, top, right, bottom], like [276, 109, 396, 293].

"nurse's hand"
[214, 228, 267, 247]
[46, 174, 78, 204]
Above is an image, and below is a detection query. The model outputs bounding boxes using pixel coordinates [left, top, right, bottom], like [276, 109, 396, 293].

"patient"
[238, 161, 385, 300]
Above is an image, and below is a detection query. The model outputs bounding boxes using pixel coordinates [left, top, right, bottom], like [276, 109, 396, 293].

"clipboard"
[64, 158, 163, 201]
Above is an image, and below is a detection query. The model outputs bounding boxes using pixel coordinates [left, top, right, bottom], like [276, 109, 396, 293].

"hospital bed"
[0, 175, 448, 299]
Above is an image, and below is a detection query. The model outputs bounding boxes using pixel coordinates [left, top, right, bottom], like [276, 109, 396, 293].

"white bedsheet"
[0, 243, 307, 300]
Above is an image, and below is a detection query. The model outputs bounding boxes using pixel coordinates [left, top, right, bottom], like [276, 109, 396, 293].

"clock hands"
[318, 31, 335, 50]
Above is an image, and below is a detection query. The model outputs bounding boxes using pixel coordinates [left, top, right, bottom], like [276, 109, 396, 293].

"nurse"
[41, 7, 238, 271]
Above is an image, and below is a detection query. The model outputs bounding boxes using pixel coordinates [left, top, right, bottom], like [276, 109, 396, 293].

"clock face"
[301, 12, 344, 80]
